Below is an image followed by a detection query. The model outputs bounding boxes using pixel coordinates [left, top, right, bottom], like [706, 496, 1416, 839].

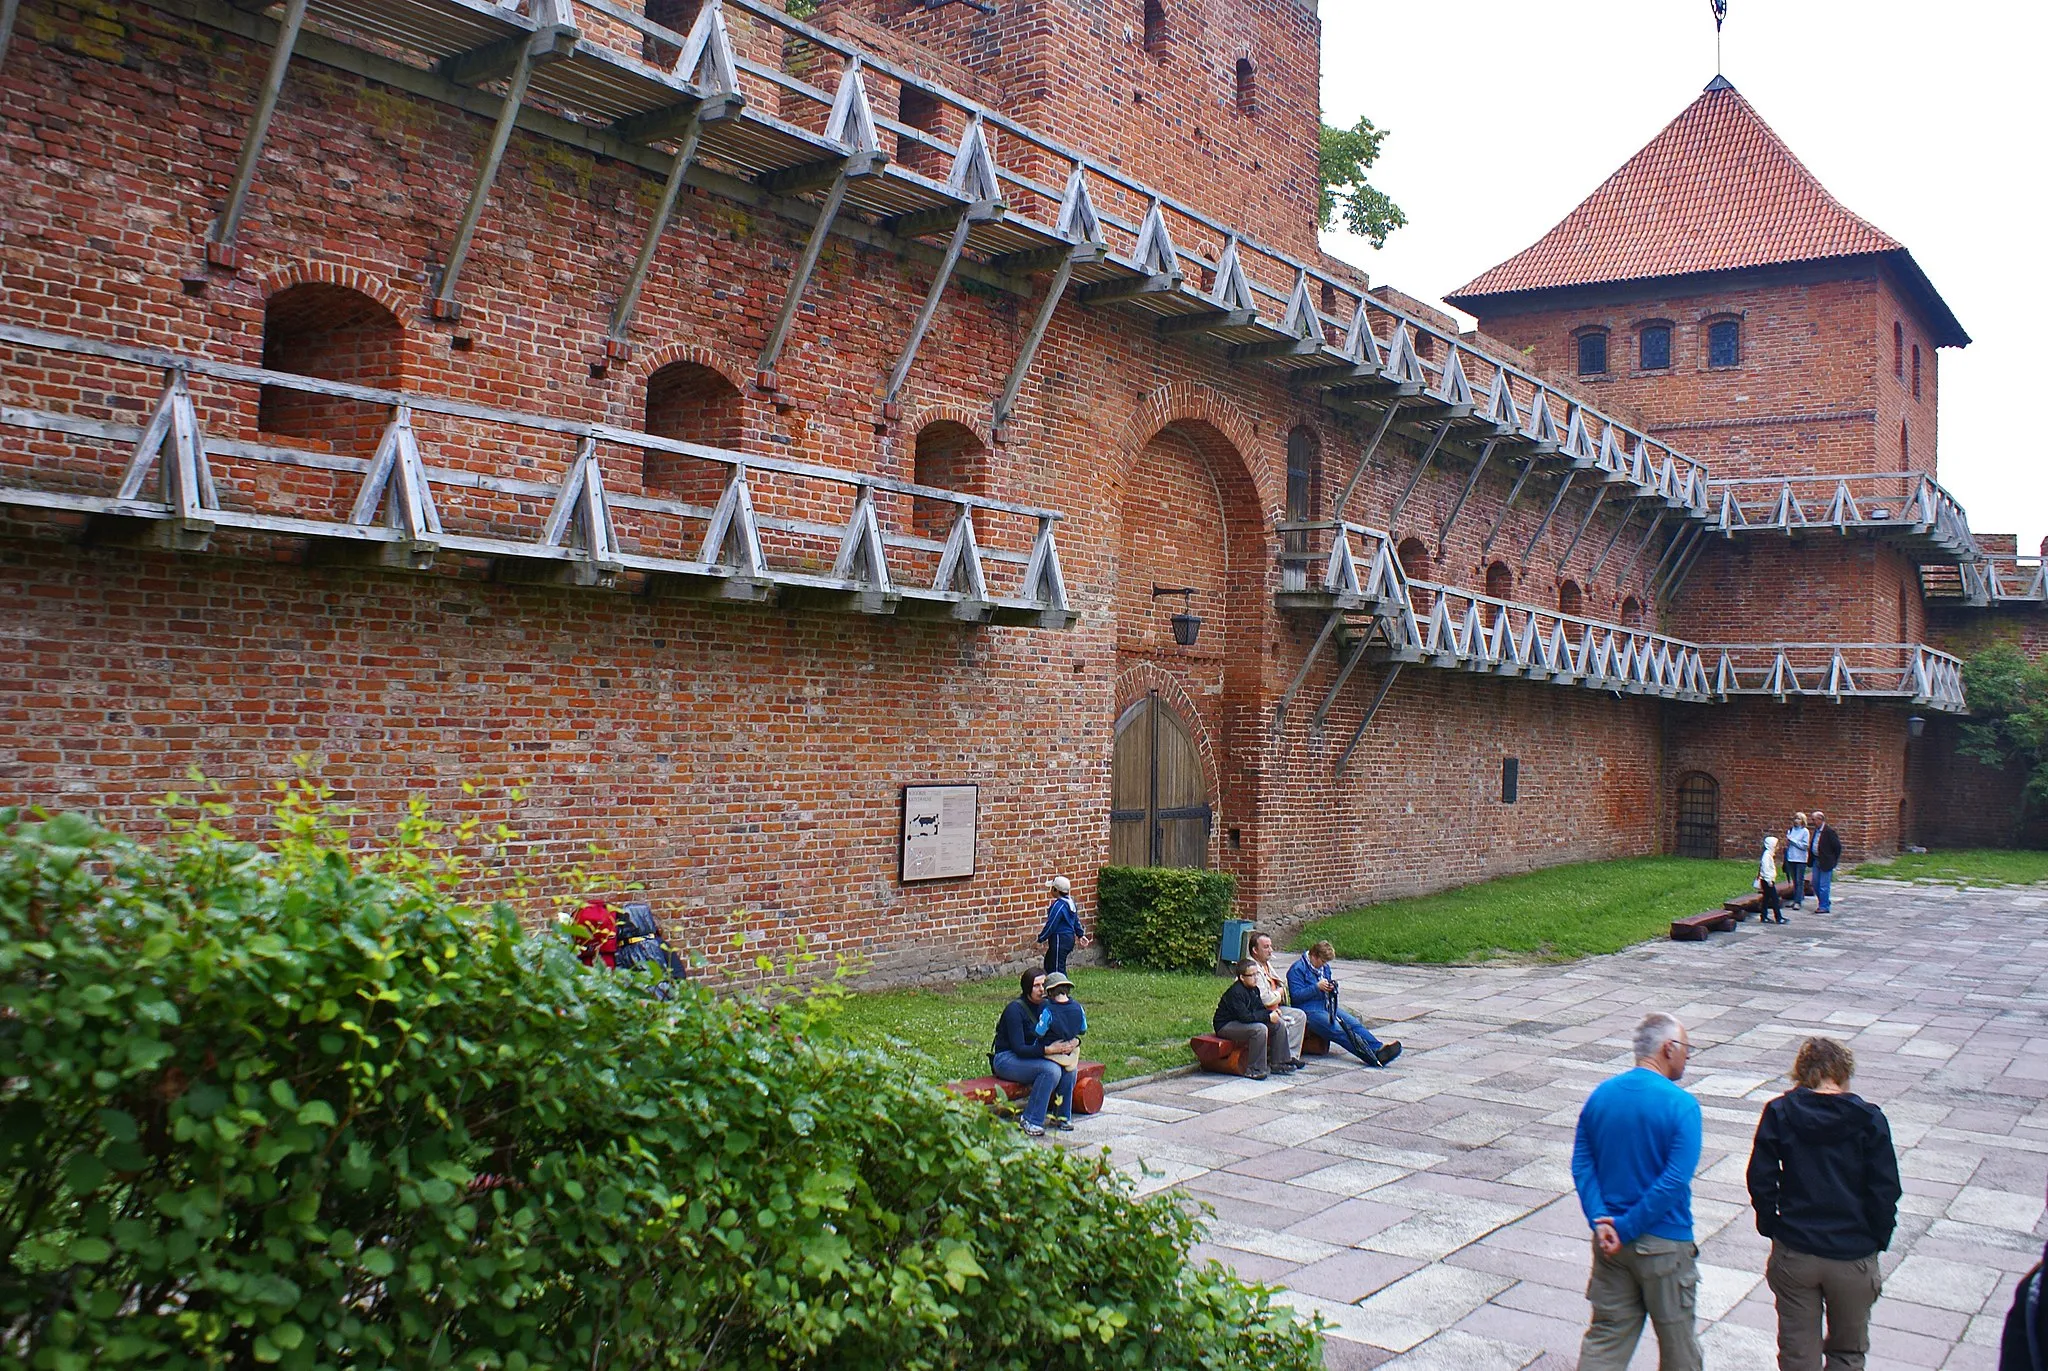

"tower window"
[1912, 345, 1922, 400]
[1639, 324, 1671, 371]
[1893, 322, 1904, 379]
[1143, 0, 1165, 53]
[1577, 330, 1608, 376]
[1234, 58, 1255, 114]
[1900, 418, 1909, 465]
[1707, 319, 1740, 369]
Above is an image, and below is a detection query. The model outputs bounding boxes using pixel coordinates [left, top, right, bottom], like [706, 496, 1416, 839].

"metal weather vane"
[1711, 0, 1728, 74]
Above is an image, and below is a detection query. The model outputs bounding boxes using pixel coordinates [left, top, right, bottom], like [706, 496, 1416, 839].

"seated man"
[1213, 959, 1296, 1080]
[1249, 931, 1307, 1066]
[1287, 940, 1401, 1067]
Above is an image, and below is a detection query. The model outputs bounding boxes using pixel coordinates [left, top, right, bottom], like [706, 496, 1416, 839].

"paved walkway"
[1058, 876, 2048, 1369]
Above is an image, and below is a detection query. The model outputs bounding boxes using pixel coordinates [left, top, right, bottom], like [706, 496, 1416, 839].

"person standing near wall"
[1811, 812, 1843, 913]
[1785, 813, 1813, 911]
[1747, 1036, 1902, 1371]
[1036, 876, 1088, 974]
[1572, 1011, 1703, 1371]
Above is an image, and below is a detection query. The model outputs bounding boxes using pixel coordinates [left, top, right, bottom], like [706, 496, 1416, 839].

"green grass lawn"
[817, 968, 1225, 1084]
[1853, 848, 2048, 886]
[1298, 856, 1756, 965]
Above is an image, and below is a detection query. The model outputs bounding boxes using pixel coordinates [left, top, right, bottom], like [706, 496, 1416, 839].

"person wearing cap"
[1037, 875, 1088, 974]
[991, 970, 1079, 1137]
[1034, 970, 1088, 1082]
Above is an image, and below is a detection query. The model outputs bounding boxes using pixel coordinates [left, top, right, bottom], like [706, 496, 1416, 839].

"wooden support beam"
[883, 199, 999, 238]
[1273, 608, 1345, 732]
[1585, 499, 1639, 581]
[606, 108, 709, 345]
[1230, 336, 1322, 361]
[1557, 488, 1621, 572]
[1649, 521, 1698, 598]
[206, 0, 310, 258]
[757, 148, 885, 194]
[1385, 421, 1452, 529]
[1330, 401, 1400, 522]
[992, 241, 1101, 275]
[1077, 272, 1180, 305]
[755, 167, 859, 380]
[1519, 469, 1576, 565]
[992, 246, 1082, 435]
[1333, 662, 1403, 777]
[439, 14, 576, 88]
[614, 91, 739, 145]
[1156, 308, 1255, 336]
[882, 206, 977, 409]
[1478, 459, 1536, 557]
[1312, 632, 1373, 730]
[1610, 508, 1668, 589]
[1437, 438, 1497, 545]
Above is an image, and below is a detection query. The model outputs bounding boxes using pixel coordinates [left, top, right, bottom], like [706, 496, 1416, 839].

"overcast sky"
[1319, 0, 2046, 556]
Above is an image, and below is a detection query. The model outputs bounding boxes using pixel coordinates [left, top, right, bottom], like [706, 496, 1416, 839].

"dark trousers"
[1216, 1021, 1291, 1078]
[1786, 861, 1808, 907]
[1760, 876, 1783, 921]
[1041, 936, 1074, 974]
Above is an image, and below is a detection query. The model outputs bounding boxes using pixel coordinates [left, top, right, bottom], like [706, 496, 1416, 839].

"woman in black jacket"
[1212, 960, 1295, 1080]
[990, 970, 1078, 1137]
[1747, 1037, 1903, 1371]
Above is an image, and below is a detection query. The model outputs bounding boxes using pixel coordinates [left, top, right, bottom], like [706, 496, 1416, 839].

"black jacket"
[2002, 1245, 2046, 1370]
[1747, 1087, 1902, 1260]
[1813, 824, 1844, 872]
[1213, 981, 1271, 1034]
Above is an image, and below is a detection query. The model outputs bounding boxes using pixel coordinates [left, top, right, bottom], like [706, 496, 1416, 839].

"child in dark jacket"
[1034, 972, 1087, 1071]
[1747, 1037, 1903, 1371]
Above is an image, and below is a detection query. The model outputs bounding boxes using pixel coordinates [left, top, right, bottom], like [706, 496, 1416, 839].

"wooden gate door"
[1110, 692, 1212, 868]
[1675, 773, 1719, 858]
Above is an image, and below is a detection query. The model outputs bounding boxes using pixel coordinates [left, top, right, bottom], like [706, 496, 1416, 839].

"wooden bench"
[1193, 1026, 1331, 1073]
[1670, 910, 1738, 941]
[946, 1061, 1104, 1115]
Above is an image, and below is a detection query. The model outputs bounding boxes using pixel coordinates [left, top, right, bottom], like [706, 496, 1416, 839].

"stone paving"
[1057, 875, 2048, 1369]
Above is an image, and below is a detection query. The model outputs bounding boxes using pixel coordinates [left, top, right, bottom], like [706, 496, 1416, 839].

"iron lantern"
[1152, 585, 1201, 646]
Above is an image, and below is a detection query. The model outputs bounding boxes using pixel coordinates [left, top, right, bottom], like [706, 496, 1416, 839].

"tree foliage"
[1317, 117, 1407, 249]
[0, 788, 1320, 1369]
[1959, 641, 2048, 817]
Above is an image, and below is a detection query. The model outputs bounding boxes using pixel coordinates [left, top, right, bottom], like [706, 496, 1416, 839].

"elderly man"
[1809, 811, 1843, 914]
[1248, 932, 1307, 1066]
[1572, 1011, 1703, 1371]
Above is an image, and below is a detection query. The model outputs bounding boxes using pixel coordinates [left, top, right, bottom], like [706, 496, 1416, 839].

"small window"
[1893, 322, 1904, 379]
[1577, 331, 1608, 376]
[1285, 425, 1319, 523]
[1620, 595, 1644, 628]
[1900, 418, 1909, 465]
[1639, 324, 1671, 371]
[641, 0, 703, 68]
[1143, 0, 1165, 53]
[1912, 345, 1922, 400]
[1234, 58, 1255, 115]
[1501, 757, 1519, 805]
[1558, 579, 1583, 616]
[1707, 319, 1739, 368]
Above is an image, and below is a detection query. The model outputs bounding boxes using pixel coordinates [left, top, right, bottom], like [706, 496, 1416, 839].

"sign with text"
[900, 784, 977, 881]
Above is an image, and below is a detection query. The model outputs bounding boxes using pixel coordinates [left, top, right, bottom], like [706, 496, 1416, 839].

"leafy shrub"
[1094, 867, 1237, 973]
[0, 791, 1318, 1370]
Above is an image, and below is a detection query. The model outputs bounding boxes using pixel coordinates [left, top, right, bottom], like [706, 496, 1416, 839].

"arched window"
[1674, 773, 1719, 858]
[641, 0, 703, 68]
[1285, 425, 1320, 524]
[1558, 578, 1583, 616]
[1707, 318, 1740, 369]
[1912, 345, 1922, 400]
[644, 360, 743, 509]
[1234, 58, 1255, 115]
[1576, 329, 1609, 376]
[1638, 323, 1672, 371]
[1893, 322, 1904, 379]
[1619, 595, 1644, 628]
[1142, 0, 1165, 53]
[1482, 561, 1513, 628]
[911, 420, 985, 540]
[896, 83, 945, 178]
[258, 282, 403, 453]
[1900, 418, 1909, 465]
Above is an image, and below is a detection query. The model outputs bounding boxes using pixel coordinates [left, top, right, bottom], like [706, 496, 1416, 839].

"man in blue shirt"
[1573, 1011, 1703, 1371]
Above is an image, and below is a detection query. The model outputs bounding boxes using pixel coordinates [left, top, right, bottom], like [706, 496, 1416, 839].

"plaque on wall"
[900, 784, 978, 882]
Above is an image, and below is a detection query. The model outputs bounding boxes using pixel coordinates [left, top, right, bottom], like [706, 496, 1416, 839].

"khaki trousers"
[1275, 1005, 1307, 1061]
[1766, 1241, 1882, 1370]
[1579, 1235, 1702, 1371]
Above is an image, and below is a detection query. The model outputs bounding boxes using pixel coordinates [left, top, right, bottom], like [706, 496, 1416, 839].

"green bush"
[0, 790, 1318, 1370]
[1094, 867, 1237, 973]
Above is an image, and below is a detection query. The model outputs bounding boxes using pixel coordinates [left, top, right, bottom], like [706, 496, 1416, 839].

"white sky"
[1319, 0, 2047, 555]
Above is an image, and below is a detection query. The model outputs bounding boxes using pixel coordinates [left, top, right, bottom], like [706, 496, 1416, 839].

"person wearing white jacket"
[1758, 835, 1787, 924]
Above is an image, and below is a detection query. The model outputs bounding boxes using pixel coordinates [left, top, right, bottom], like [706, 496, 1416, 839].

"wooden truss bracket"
[1438, 438, 1498, 545]
[992, 241, 1096, 436]
[539, 437, 623, 586]
[931, 508, 989, 600]
[347, 404, 443, 567]
[698, 466, 768, 580]
[831, 487, 893, 592]
[112, 370, 219, 549]
[1020, 517, 1069, 612]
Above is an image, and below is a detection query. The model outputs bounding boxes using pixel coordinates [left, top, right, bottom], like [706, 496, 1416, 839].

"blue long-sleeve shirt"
[1036, 895, 1082, 943]
[991, 998, 1048, 1059]
[1034, 998, 1087, 1041]
[1572, 1067, 1702, 1245]
[1286, 954, 1333, 1008]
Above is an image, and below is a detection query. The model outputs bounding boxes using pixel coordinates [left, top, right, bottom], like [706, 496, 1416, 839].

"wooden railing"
[1705, 643, 1966, 711]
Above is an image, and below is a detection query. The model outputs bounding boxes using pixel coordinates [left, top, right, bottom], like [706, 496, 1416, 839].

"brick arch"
[255, 262, 411, 324]
[1114, 382, 1279, 521]
[630, 341, 748, 402]
[907, 403, 991, 455]
[1113, 661, 1221, 793]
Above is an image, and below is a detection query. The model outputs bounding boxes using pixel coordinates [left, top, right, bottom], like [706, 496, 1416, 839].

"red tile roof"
[1447, 79, 1967, 346]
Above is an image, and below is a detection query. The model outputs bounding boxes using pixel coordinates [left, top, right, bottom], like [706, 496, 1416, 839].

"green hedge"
[1095, 867, 1237, 972]
[0, 793, 1318, 1370]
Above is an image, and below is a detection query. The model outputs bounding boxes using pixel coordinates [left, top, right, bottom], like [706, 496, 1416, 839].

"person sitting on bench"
[1288, 941, 1401, 1067]
[1213, 960, 1296, 1080]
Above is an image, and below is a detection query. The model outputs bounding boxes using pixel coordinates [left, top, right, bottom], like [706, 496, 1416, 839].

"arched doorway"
[1675, 772, 1719, 858]
[1110, 692, 1211, 868]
